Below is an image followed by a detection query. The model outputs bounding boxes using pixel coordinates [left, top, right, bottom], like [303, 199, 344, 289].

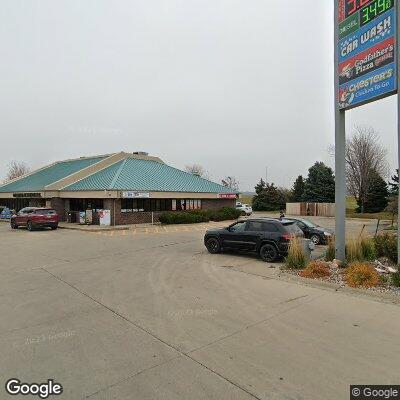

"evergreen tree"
[389, 169, 398, 195]
[361, 171, 388, 213]
[252, 182, 284, 211]
[302, 162, 335, 203]
[291, 175, 305, 202]
[254, 178, 266, 195]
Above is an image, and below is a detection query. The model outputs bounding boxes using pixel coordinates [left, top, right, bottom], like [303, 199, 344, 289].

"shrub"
[300, 261, 331, 279]
[159, 211, 209, 224]
[325, 237, 336, 262]
[391, 272, 400, 288]
[374, 233, 397, 264]
[285, 237, 307, 269]
[345, 262, 380, 288]
[379, 274, 390, 287]
[159, 207, 240, 224]
[209, 207, 241, 222]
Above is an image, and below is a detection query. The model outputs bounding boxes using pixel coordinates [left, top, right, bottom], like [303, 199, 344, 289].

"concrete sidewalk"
[58, 220, 233, 232]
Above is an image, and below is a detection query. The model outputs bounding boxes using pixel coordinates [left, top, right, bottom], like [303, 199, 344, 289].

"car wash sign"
[338, 0, 397, 109]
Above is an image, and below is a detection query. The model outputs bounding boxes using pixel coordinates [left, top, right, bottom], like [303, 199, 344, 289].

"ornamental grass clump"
[299, 261, 331, 279]
[346, 238, 363, 263]
[345, 262, 380, 288]
[285, 237, 307, 269]
[325, 237, 336, 262]
[360, 237, 376, 261]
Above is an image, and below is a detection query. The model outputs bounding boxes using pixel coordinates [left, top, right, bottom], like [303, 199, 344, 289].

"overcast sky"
[0, 0, 397, 191]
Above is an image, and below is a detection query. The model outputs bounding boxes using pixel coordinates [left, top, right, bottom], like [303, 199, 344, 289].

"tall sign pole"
[335, 0, 398, 261]
[335, 0, 346, 261]
[397, 0, 400, 265]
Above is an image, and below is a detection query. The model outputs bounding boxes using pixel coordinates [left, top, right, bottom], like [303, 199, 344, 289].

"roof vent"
[133, 151, 149, 156]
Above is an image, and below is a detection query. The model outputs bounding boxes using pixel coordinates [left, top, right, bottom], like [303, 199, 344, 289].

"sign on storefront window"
[122, 192, 150, 198]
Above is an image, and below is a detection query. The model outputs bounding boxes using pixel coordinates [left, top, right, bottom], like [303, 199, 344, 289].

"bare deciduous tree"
[185, 164, 209, 179]
[5, 161, 30, 182]
[345, 127, 388, 213]
[221, 176, 239, 191]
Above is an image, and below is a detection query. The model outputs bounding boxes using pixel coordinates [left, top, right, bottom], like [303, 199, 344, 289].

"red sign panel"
[218, 194, 237, 199]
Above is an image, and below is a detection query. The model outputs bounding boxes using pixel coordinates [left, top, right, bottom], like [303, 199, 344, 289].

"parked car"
[282, 218, 333, 245]
[235, 203, 253, 216]
[204, 218, 304, 262]
[10, 207, 59, 231]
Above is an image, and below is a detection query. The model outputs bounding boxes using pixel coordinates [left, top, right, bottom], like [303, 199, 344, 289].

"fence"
[286, 203, 335, 217]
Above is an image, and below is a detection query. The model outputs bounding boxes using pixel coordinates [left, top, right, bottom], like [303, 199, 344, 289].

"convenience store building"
[0, 152, 237, 225]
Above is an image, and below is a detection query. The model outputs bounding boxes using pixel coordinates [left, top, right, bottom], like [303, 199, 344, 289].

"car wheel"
[51, 225, 58, 230]
[27, 221, 34, 231]
[260, 243, 278, 262]
[10, 220, 18, 229]
[206, 238, 221, 254]
[310, 234, 321, 245]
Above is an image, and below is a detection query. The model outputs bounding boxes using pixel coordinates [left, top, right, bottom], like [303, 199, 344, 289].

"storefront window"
[69, 199, 104, 212]
[121, 199, 201, 213]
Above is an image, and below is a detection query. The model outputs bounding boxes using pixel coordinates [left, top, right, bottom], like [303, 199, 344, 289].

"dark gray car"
[282, 218, 334, 245]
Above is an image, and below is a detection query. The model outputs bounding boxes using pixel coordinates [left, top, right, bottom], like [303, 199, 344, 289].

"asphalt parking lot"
[1, 218, 399, 400]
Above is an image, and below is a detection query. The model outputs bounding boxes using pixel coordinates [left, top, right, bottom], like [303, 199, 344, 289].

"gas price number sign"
[338, 0, 397, 109]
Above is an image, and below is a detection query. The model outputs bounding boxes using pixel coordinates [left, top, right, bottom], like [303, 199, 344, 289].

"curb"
[58, 225, 130, 232]
[278, 270, 400, 305]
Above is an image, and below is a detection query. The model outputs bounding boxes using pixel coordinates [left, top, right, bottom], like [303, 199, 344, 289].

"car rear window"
[35, 209, 56, 215]
[247, 221, 279, 232]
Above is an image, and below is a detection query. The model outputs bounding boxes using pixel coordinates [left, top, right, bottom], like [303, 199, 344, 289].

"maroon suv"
[11, 207, 59, 231]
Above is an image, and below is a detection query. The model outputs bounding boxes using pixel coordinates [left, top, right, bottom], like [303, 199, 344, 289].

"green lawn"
[345, 196, 394, 220]
[346, 211, 394, 220]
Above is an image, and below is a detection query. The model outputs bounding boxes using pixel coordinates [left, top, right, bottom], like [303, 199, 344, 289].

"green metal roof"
[63, 158, 236, 193]
[0, 156, 106, 193]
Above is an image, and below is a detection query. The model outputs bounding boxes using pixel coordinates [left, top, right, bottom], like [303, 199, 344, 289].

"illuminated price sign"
[343, 0, 374, 21]
[360, 0, 393, 25]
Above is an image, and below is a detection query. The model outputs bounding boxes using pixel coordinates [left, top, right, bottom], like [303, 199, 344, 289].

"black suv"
[204, 218, 303, 262]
